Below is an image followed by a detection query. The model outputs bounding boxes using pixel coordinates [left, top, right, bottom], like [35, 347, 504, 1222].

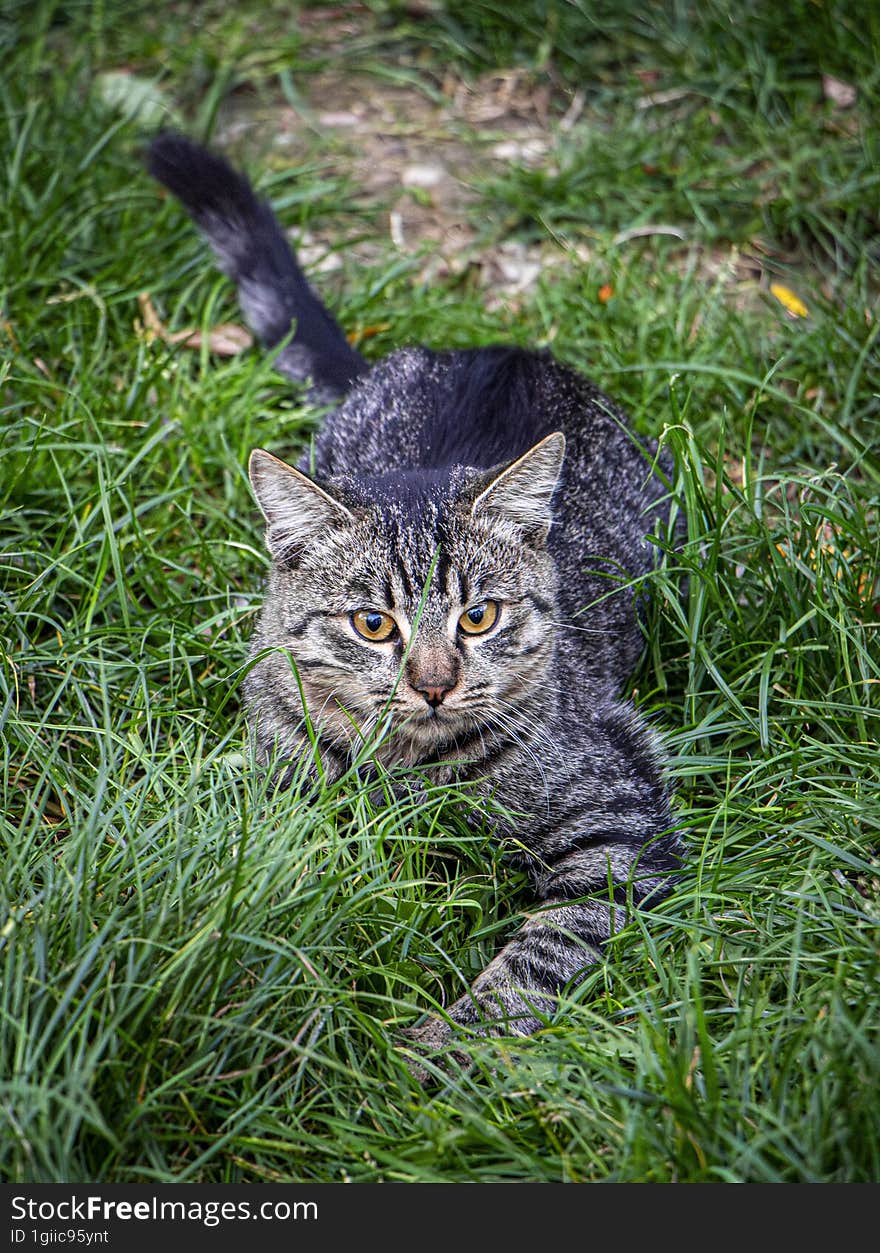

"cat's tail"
[147, 132, 368, 401]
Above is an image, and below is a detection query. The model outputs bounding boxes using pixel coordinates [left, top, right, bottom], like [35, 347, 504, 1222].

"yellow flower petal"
[770, 282, 809, 318]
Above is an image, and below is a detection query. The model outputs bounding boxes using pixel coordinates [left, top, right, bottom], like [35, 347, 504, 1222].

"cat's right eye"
[350, 609, 398, 642]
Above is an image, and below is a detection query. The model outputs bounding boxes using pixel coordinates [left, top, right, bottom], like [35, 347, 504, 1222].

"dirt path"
[215, 47, 577, 307]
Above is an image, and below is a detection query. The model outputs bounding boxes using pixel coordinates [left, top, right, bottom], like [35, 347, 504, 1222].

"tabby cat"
[148, 133, 682, 1061]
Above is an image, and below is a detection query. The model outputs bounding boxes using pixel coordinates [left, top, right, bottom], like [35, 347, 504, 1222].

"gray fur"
[244, 350, 682, 1054]
[148, 135, 683, 1065]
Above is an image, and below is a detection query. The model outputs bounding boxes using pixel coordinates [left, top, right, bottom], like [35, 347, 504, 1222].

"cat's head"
[244, 434, 564, 771]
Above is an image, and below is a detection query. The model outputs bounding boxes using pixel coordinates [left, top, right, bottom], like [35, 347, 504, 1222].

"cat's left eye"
[457, 600, 499, 636]
[350, 609, 398, 642]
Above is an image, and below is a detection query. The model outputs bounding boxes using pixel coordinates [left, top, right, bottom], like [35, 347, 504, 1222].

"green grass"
[2, 0, 878, 1182]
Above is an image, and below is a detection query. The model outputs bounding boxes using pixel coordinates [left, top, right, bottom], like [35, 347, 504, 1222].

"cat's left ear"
[471, 432, 565, 542]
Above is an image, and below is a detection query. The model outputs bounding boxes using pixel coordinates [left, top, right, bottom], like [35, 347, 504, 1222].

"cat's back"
[306, 344, 551, 478]
[311, 344, 654, 475]
[308, 343, 671, 577]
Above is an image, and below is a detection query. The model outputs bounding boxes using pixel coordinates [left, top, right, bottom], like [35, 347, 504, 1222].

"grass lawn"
[2, 0, 878, 1183]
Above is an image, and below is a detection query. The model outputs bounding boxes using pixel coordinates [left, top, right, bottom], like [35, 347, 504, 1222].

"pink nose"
[415, 681, 454, 709]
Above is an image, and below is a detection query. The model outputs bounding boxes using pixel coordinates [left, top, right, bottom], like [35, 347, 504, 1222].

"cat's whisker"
[548, 619, 615, 636]
[477, 708, 554, 816]
[491, 694, 567, 758]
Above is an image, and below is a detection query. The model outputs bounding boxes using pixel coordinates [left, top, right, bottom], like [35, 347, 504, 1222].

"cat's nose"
[415, 681, 454, 709]
[407, 648, 460, 708]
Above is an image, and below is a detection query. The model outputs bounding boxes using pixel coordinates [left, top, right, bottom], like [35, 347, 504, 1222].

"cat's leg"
[401, 877, 673, 1078]
[407, 889, 647, 1046]
[402, 896, 626, 1072]
[402, 700, 681, 1073]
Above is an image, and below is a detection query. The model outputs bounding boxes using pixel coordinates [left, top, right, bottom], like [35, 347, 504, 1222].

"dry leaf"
[635, 87, 691, 110]
[612, 224, 685, 244]
[770, 282, 809, 319]
[95, 70, 175, 126]
[559, 89, 585, 133]
[349, 323, 391, 344]
[137, 292, 252, 356]
[822, 74, 857, 109]
[167, 325, 253, 355]
[490, 138, 548, 164]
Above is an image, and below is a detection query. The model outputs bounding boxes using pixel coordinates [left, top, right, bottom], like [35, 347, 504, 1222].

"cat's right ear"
[248, 449, 354, 561]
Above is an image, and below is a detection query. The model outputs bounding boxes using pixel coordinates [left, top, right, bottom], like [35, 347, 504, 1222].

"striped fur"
[149, 134, 683, 1061]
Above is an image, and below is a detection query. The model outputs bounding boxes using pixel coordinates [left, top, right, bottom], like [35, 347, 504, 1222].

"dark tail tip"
[147, 131, 259, 222]
[145, 131, 370, 401]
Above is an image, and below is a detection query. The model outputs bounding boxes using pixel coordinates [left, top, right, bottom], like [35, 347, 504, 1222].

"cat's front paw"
[399, 1015, 469, 1085]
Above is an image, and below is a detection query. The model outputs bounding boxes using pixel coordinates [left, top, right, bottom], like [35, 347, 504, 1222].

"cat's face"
[245, 435, 564, 770]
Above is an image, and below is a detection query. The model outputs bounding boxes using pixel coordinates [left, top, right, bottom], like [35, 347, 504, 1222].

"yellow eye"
[457, 600, 499, 636]
[351, 609, 398, 642]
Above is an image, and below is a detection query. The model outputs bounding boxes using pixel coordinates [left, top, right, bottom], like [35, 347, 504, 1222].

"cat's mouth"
[387, 693, 462, 725]
[392, 700, 461, 739]
[401, 706, 448, 734]
[378, 702, 479, 765]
